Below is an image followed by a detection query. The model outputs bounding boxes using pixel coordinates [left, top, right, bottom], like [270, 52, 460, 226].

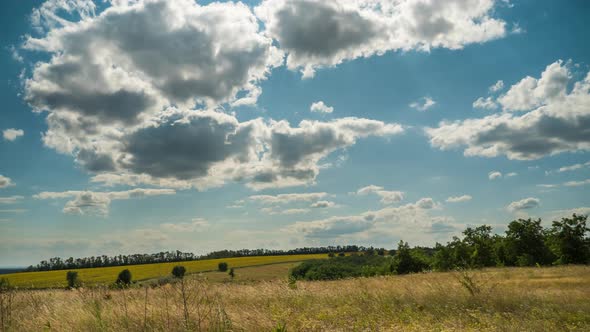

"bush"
[218, 262, 228, 272]
[228, 268, 235, 279]
[290, 255, 392, 281]
[116, 269, 132, 286]
[172, 265, 186, 279]
[66, 271, 81, 289]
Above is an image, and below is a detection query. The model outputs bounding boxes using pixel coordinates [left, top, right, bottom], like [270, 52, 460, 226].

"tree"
[504, 218, 553, 266]
[462, 225, 495, 267]
[172, 265, 186, 279]
[548, 214, 590, 264]
[116, 269, 132, 286]
[228, 268, 235, 280]
[392, 241, 429, 274]
[66, 271, 81, 289]
[218, 262, 228, 272]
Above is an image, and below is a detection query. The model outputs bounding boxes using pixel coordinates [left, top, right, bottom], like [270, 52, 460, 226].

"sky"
[0, 0, 589, 267]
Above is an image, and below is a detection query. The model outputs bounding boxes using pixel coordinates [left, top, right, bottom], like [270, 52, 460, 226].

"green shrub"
[116, 269, 132, 286]
[218, 262, 228, 272]
[172, 265, 186, 279]
[66, 271, 81, 289]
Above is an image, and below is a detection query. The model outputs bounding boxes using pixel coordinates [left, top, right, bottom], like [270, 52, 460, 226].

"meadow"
[0, 254, 329, 289]
[1, 265, 589, 331]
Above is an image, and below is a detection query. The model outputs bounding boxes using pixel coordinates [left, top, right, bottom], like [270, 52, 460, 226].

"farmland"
[1, 254, 329, 289]
[2, 266, 589, 331]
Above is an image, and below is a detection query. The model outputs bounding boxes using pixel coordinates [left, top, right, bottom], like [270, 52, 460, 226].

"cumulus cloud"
[488, 171, 502, 180]
[410, 97, 436, 111]
[310, 101, 334, 113]
[472, 97, 498, 110]
[498, 61, 571, 111]
[427, 60, 590, 160]
[0, 175, 14, 189]
[19, 0, 408, 191]
[506, 172, 518, 177]
[507, 197, 540, 212]
[0, 196, 24, 204]
[256, 0, 508, 77]
[356, 185, 404, 204]
[34, 188, 176, 216]
[489, 80, 504, 93]
[310, 200, 336, 208]
[2, 129, 24, 141]
[25, 0, 280, 117]
[446, 195, 472, 203]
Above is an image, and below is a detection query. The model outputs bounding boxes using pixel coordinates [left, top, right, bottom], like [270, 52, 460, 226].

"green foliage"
[290, 255, 394, 280]
[504, 218, 554, 266]
[548, 214, 590, 264]
[0, 278, 12, 291]
[391, 241, 430, 274]
[116, 269, 132, 286]
[171, 265, 186, 279]
[66, 271, 81, 289]
[218, 262, 228, 272]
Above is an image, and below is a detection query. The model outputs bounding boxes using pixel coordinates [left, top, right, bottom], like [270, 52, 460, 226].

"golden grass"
[1, 254, 329, 289]
[2, 265, 589, 331]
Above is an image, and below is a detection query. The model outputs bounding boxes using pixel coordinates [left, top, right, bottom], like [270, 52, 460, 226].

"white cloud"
[356, 185, 404, 204]
[0, 175, 14, 189]
[256, 0, 507, 78]
[506, 172, 518, 177]
[472, 96, 498, 110]
[553, 161, 590, 173]
[250, 192, 327, 204]
[488, 171, 502, 180]
[410, 97, 436, 111]
[489, 80, 504, 93]
[507, 197, 540, 212]
[427, 60, 590, 160]
[34, 188, 176, 216]
[261, 207, 311, 215]
[2, 129, 24, 141]
[446, 195, 472, 203]
[564, 179, 590, 187]
[310, 101, 334, 113]
[9, 46, 23, 63]
[160, 218, 209, 232]
[310, 200, 336, 208]
[498, 60, 571, 111]
[21, 0, 408, 191]
[287, 197, 444, 239]
[0, 196, 24, 204]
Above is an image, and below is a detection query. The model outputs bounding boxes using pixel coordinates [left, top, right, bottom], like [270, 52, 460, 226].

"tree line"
[24, 246, 367, 272]
[290, 214, 590, 281]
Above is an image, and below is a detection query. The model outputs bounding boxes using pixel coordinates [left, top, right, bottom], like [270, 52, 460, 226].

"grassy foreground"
[1, 254, 329, 288]
[2, 265, 589, 331]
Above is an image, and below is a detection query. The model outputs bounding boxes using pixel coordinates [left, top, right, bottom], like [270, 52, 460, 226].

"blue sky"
[0, 0, 589, 267]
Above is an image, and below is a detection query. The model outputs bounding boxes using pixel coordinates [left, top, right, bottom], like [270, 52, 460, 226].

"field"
[1, 266, 589, 331]
[0, 254, 328, 288]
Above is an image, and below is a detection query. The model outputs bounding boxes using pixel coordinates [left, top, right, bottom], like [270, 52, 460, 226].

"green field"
[1, 254, 329, 288]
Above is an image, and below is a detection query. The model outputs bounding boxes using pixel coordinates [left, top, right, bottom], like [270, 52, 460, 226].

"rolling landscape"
[1, 0, 590, 331]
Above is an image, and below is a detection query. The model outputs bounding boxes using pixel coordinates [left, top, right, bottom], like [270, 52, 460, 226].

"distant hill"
[0, 268, 23, 275]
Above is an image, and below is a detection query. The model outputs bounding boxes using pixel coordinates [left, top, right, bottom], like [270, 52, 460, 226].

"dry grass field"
[0, 254, 328, 289]
[1, 265, 589, 331]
